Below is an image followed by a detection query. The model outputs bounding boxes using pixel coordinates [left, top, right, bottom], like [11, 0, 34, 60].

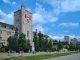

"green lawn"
[2, 52, 80, 60]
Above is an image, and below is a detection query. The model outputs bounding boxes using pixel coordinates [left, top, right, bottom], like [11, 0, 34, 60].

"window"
[27, 31, 29, 37]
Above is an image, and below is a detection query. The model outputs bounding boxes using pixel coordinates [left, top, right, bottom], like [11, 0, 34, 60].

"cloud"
[3, 0, 10, 3]
[68, 35, 80, 39]
[32, 3, 58, 25]
[33, 24, 47, 34]
[0, 10, 13, 24]
[12, 1, 17, 5]
[2, 0, 17, 6]
[49, 35, 64, 40]
[59, 22, 79, 28]
[32, 13, 46, 25]
[60, 0, 80, 12]
[0, 20, 6, 23]
[49, 35, 80, 40]
[39, 0, 80, 13]
[32, 3, 58, 34]
[27, 8, 32, 12]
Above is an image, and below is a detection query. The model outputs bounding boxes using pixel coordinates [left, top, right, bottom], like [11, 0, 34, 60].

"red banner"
[25, 14, 32, 20]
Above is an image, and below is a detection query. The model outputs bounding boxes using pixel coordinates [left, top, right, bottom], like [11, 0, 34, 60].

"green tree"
[48, 40, 53, 51]
[33, 32, 40, 51]
[38, 31, 43, 51]
[68, 42, 74, 51]
[33, 31, 53, 52]
[7, 33, 30, 52]
[18, 33, 28, 51]
[26, 39, 31, 51]
[7, 36, 18, 51]
[58, 41, 64, 50]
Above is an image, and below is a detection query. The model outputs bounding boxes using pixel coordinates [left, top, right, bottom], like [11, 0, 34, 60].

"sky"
[0, 0, 80, 40]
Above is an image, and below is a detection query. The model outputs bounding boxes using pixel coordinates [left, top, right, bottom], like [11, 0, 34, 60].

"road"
[46, 54, 80, 60]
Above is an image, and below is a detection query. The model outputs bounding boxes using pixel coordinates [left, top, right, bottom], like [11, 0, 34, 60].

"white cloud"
[32, 13, 46, 25]
[68, 35, 80, 39]
[59, 22, 79, 28]
[27, 8, 32, 12]
[0, 10, 13, 24]
[32, 3, 58, 25]
[61, 0, 80, 12]
[49, 35, 80, 40]
[3, 0, 10, 3]
[49, 35, 64, 40]
[12, 1, 17, 5]
[33, 24, 47, 34]
[0, 20, 5, 23]
[32, 3, 58, 34]
[2, 0, 17, 6]
[39, 0, 80, 13]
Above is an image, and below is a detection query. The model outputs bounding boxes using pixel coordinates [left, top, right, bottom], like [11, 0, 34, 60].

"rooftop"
[0, 22, 15, 30]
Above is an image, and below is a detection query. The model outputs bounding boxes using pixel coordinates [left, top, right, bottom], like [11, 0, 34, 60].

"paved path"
[46, 54, 80, 60]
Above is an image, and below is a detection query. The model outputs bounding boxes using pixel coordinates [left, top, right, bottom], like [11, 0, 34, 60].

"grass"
[2, 52, 80, 60]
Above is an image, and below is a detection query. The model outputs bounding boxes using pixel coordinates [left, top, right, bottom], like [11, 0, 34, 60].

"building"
[0, 22, 15, 47]
[0, 5, 35, 51]
[71, 38, 78, 46]
[14, 5, 34, 52]
[64, 36, 70, 44]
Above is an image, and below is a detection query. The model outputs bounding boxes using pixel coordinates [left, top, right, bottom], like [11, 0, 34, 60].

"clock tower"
[14, 5, 34, 52]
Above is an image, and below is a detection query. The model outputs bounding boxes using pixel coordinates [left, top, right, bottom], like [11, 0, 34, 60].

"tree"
[42, 38, 48, 51]
[33, 32, 40, 51]
[7, 36, 12, 50]
[48, 40, 53, 51]
[26, 39, 31, 52]
[18, 33, 28, 51]
[7, 33, 30, 52]
[7, 28, 19, 52]
[38, 31, 43, 51]
[7, 36, 18, 51]
[68, 42, 74, 51]
[58, 41, 64, 50]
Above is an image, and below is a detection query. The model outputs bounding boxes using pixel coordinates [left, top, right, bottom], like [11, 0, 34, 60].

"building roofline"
[0, 22, 15, 30]
[14, 9, 32, 14]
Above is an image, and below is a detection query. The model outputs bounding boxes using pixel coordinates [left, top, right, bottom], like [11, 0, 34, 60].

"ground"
[0, 52, 79, 60]
[46, 53, 80, 60]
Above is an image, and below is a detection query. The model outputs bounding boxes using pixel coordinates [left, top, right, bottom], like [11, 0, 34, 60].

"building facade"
[64, 36, 70, 44]
[0, 22, 15, 47]
[71, 38, 78, 46]
[14, 5, 34, 52]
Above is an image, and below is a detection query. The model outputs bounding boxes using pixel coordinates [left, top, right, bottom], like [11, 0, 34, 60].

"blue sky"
[0, 0, 80, 40]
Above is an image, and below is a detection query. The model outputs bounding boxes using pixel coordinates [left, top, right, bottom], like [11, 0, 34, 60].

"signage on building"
[25, 13, 32, 20]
